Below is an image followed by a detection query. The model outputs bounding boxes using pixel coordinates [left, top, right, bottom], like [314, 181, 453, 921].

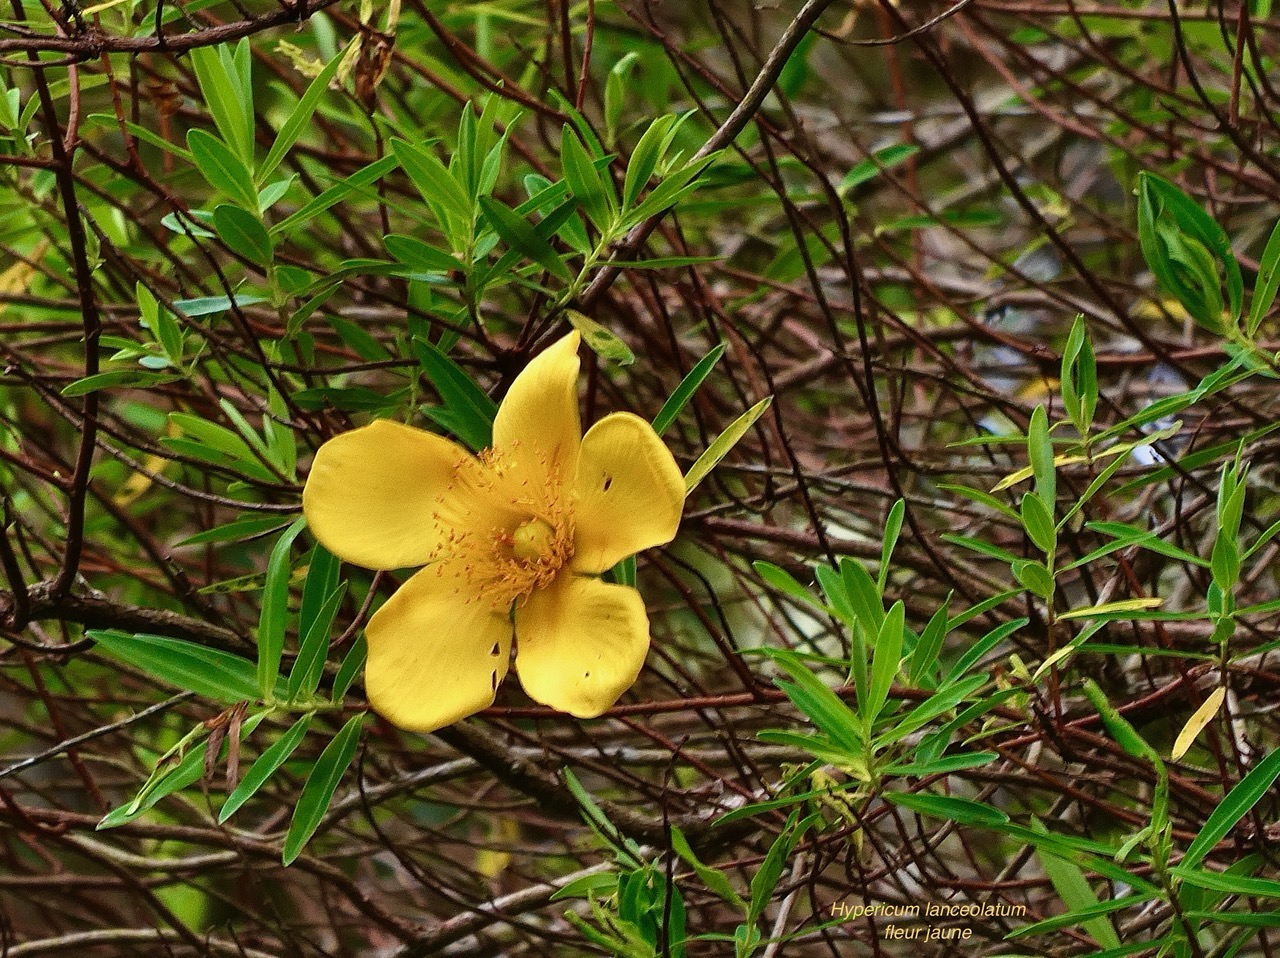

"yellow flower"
[302, 332, 685, 732]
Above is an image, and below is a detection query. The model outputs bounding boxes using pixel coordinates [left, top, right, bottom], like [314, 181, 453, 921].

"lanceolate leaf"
[283, 712, 365, 865]
[220, 712, 313, 822]
[683, 396, 771, 494]
[1182, 746, 1280, 869]
[257, 517, 308, 699]
[90, 630, 259, 703]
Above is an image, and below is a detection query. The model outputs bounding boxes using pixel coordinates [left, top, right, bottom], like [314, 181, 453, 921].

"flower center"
[511, 518, 556, 562]
[429, 449, 575, 611]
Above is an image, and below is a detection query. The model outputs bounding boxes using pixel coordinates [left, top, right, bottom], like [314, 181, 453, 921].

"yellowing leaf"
[1058, 597, 1163, 621]
[684, 396, 772, 494]
[475, 815, 520, 879]
[1171, 686, 1226, 761]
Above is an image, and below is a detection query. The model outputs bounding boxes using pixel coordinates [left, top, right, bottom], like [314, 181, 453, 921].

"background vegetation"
[3, 0, 1280, 955]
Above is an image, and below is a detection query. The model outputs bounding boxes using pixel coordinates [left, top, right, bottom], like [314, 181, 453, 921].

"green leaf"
[175, 515, 294, 548]
[669, 825, 745, 908]
[61, 370, 179, 397]
[623, 114, 674, 210]
[760, 648, 862, 756]
[89, 630, 259, 703]
[283, 712, 364, 865]
[752, 561, 830, 614]
[1021, 492, 1056, 555]
[187, 129, 258, 209]
[881, 674, 989, 743]
[1182, 747, 1280, 869]
[478, 196, 573, 281]
[866, 600, 904, 723]
[272, 155, 399, 237]
[1082, 679, 1161, 764]
[883, 792, 1010, 827]
[1249, 216, 1280, 335]
[174, 293, 268, 317]
[219, 712, 313, 822]
[565, 310, 633, 365]
[393, 139, 472, 225]
[1013, 559, 1054, 599]
[748, 813, 812, 924]
[1171, 867, 1280, 899]
[878, 499, 905, 590]
[410, 337, 497, 452]
[384, 234, 459, 274]
[838, 144, 919, 193]
[190, 43, 254, 164]
[332, 635, 366, 703]
[1008, 894, 1150, 941]
[287, 583, 347, 701]
[137, 282, 182, 363]
[1036, 847, 1122, 949]
[1027, 405, 1055, 507]
[259, 50, 344, 184]
[652, 343, 726, 436]
[947, 617, 1028, 682]
[683, 396, 771, 494]
[213, 204, 273, 267]
[257, 518, 308, 699]
[909, 597, 951, 684]
[560, 125, 614, 230]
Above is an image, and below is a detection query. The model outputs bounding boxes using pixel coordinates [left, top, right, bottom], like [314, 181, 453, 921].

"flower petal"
[571, 412, 685, 574]
[364, 567, 513, 732]
[303, 419, 508, 571]
[492, 331, 581, 489]
[514, 574, 650, 717]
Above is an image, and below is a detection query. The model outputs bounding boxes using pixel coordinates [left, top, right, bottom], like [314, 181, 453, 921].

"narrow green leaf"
[478, 196, 573, 282]
[1027, 405, 1055, 507]
[1249, 217, 1280, 335]
[287, 583, 347, 701]
[1036, 847, 1122, 949]
[1182, 746, 1280, 869]
[61, 370, 179, 396]
[175, 515, 294, 548]
[866, 600, 905, 723]
[259, 50, 344, 183]
[560, 125, 614, 230]
[884, 792, 1010, 827]
[272, 155, 400, 237]
[623, 114, 674, 209]
[219, 712, 313, 822]
[190, 44, 254, 163]
[410, 337, 497, 452]
[669, 825, 745, 908]
[332, 635, 366, 702]
[213, 204, 273, 266]
[257, 518, 308, 699]
[878, 499, 905, 590]
[283, 712, 364, 864]
[760, 648, 863, 756]
[652, 343, 726, 436]
[947, 617, 1028, 682]
[838, 144, 919, 192]
[753, 561, 830, 614]
[392, 138, 472, 223]
[909, 597, 951, 684]
[187, 129, 258, 209]
[90, 630, 259, 703]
